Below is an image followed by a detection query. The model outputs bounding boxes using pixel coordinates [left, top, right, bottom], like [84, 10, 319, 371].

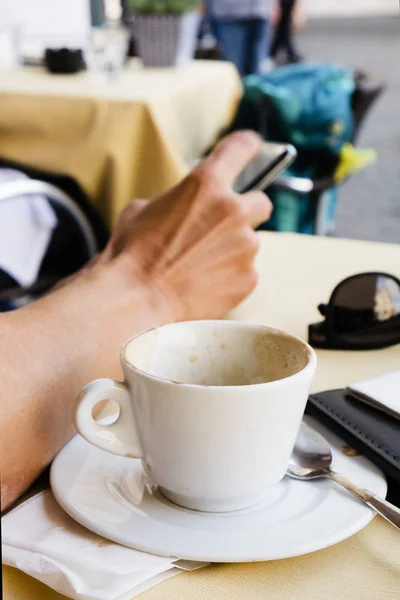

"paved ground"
[303, 0, 398, 19]
[297, 17, 400, 243]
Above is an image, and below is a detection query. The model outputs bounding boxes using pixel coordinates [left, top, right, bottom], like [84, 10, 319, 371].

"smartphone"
[234, 142, 297, 194]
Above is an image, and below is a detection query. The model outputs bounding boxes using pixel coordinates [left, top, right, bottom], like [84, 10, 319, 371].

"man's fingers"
[126, 198, 150, 219]
[239, 190, 273, 229]
[200, 131, 263, 187]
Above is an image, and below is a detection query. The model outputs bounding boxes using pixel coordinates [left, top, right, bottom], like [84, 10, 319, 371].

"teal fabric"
[267, 183, 316, 234]
[244, 63, 355, 152]
[241, 63, 355, 233]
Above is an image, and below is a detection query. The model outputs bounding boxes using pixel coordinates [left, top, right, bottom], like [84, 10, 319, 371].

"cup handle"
[74, 378, 144, 458]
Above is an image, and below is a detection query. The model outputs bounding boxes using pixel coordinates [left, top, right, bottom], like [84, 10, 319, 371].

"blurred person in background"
[206, 0, 274, 76]
[270, 0, 303, 64]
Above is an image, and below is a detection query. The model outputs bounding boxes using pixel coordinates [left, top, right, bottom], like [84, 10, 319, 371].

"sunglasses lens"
[332, 275, 400, 345]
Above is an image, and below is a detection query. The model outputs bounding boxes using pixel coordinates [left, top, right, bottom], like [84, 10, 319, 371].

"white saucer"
[50, 416, 387, 563]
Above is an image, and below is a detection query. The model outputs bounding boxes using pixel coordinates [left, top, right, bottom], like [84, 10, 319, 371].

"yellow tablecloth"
[0, 61, 241, 225]
[3, 233, 400, 600]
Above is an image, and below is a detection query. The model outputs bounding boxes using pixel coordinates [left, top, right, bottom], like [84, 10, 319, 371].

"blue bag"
[244, 63, 355, 151]
[240, 64, 356, 233]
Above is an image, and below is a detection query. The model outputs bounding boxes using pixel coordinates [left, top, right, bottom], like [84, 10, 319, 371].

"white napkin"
[2, 490, 207, 600]
[0, 169, 57, 287]
[347, 370, 400, 420]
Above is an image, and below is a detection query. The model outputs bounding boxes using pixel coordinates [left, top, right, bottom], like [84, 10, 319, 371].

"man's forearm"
[0, 262, 173, 510]
[0, 131, 270, 511]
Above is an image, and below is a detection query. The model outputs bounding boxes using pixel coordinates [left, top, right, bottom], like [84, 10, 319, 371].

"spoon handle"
[328, 470, 400, 531]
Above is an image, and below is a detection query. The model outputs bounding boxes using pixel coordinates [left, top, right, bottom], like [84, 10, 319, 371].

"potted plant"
[128, 0, 201, 67]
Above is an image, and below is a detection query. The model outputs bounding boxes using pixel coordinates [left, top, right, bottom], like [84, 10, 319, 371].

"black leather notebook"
[306, 389, 400, 505]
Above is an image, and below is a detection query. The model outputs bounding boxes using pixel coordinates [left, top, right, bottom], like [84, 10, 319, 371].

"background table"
[0, 61, 241, 225]
[3, 233, 400, 600]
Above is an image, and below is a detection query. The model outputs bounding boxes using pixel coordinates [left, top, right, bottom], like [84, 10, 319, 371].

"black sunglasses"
[309, 272, 400, 350]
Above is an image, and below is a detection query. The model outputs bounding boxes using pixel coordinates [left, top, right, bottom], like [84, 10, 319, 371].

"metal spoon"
[287, 421, 400, 530]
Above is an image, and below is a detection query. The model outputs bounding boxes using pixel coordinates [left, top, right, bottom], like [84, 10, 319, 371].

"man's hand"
[0, 131, 272, 510]
[102, 131, 272, 321]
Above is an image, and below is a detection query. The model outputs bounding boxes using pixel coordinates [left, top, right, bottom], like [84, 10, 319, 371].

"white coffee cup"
[75, 321, 316, 512]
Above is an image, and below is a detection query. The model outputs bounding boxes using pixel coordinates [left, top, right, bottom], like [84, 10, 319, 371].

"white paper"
[348, 370, 400, 418]
[2, 491, 207, 600]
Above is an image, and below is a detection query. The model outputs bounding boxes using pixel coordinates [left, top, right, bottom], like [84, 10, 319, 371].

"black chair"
[0, 160, 109, 310]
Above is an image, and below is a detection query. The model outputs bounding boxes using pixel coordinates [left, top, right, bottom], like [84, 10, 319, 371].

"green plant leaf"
[128, 0, 199, 14]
